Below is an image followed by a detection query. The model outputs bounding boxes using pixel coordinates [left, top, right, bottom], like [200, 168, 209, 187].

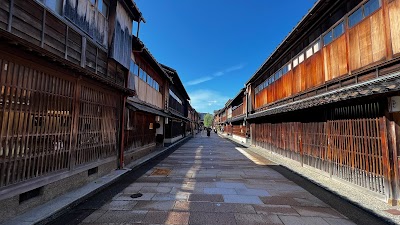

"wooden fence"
[0, 55, 120, 188]
[253, 118, 389, 198]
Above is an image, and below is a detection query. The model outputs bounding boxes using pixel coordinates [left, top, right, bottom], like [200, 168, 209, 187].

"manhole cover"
[151, 168, 171, 176]
[130, 193, 143, 198]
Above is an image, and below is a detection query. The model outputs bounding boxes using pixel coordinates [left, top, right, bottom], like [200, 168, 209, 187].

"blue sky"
[135, 0, 316, 114]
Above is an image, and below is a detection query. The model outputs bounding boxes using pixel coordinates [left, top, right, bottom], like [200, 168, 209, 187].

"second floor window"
[349, 0, 381, 28]
[97, 0, 109, 18]
[38, 0, 63, 15]
[323, 21, 344, 46]
[130, 60, 139, 76]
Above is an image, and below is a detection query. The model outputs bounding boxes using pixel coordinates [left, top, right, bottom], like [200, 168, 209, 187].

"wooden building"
[188, 104, 200, 135]
[0, 0, 143, 221]
[122, 36, 171, 166]
[221, 0, 400, 204]
[161, 65, 191, 145]
[228, 89, 248, 143]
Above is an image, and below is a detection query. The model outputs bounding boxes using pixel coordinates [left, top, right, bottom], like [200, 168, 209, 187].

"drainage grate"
[151, 168, 171, 176]
[130, 193, 143, 199]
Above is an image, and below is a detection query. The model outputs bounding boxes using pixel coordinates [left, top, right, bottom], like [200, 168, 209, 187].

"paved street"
[63, 133, 357, 225]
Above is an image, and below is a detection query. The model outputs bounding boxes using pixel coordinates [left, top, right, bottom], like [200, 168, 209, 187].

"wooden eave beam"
[0, 32, 134, 96]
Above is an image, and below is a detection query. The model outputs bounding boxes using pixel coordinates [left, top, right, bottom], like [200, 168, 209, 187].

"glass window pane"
[140, 69, 145, 80]
[288, 63, 292, 71]
[349, 7, 363, 28]
[293, 58, 298, 67]
[313, 42, 320, 53]
[98, 0, 103, 12]
[147, 75, 152, 85]
[45, 0, 63, 14]
[298, 54, 304, 63]
[333, 22, 344, 39]
[134, 64, 138, 75]
[323, 31, 333, 46]
[98, 0, 109, 17]
[282, 66, 288, 75]
[364, 0, 381, 17]
[306, 47, 313, 58]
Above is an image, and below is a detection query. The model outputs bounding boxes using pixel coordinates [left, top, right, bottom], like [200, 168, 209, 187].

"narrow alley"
[45, 133, 385, 225]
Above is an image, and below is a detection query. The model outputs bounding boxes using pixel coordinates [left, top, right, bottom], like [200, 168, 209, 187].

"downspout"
[119, 95, 127, 168]
[136, 19, 141, 38]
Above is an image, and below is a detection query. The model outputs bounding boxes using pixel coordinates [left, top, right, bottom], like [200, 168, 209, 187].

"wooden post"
[299, 123, 304, 167]
[389, 119, 399, 205]
[381, 116, 395, 205]
[69, 77, 82, 170]
[64, 26, 69, 59]
[81, 37, 86, 68]
[382, 0, 394, 60]
[327, 121, 333, 178]
[119, 95, 126, 169]
[40, 9, 46, 48]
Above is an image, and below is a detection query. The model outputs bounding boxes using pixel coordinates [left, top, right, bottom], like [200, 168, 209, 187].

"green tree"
[204, 114, 213, 128]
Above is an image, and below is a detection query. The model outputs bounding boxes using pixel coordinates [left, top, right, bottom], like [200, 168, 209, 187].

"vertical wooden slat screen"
[232, 124, 245, 138]
[302, 122, 329, 173]
[124, 111, 155, 151]
[74, 84, 118, 166]
[329, 118, 385, 195]
[0, 57, 74, 187]
[252, 103, 389, 196]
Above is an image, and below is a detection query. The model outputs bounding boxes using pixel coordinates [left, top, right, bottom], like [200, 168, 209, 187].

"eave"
[132, 37, 171, 81]
[160, 64, 190, 101]
[245, 0, 340, 85]
[247, 72, 400, 120]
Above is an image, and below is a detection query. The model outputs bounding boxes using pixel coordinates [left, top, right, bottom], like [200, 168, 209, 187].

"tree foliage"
[204, 114, 213, 128]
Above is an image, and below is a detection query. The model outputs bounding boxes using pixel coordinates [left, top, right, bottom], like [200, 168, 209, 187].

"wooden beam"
[80, 37, 86, 68]
[95, 47, 98, 74]
[41, 9, 46, 48]
[64, 26, 68, 59]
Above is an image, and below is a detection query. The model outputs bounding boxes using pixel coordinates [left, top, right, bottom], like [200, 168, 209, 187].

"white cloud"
[225, 63, 245, 73]
[213, 71, 224, 76]
[185, 63, 245, 86]
[186, 76, 213, 86]
[189, 89, 230, 113]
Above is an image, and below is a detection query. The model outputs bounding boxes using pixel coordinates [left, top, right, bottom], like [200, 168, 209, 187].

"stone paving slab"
[77, 134, 357, 225]
[223, 194, 264, 204]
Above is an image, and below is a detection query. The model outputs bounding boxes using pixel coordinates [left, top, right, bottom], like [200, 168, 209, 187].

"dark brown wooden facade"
[0, 0, 143, 221]
[122, 36, 172, 166]
[161, 64, 191, 145]
[217, 0, 400, 204]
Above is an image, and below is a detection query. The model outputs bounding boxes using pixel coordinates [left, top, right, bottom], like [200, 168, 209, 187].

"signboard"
[389, 96, 400, 113]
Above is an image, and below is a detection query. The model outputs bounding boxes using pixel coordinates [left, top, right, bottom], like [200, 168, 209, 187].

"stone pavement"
[79, 133, 356, 225]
